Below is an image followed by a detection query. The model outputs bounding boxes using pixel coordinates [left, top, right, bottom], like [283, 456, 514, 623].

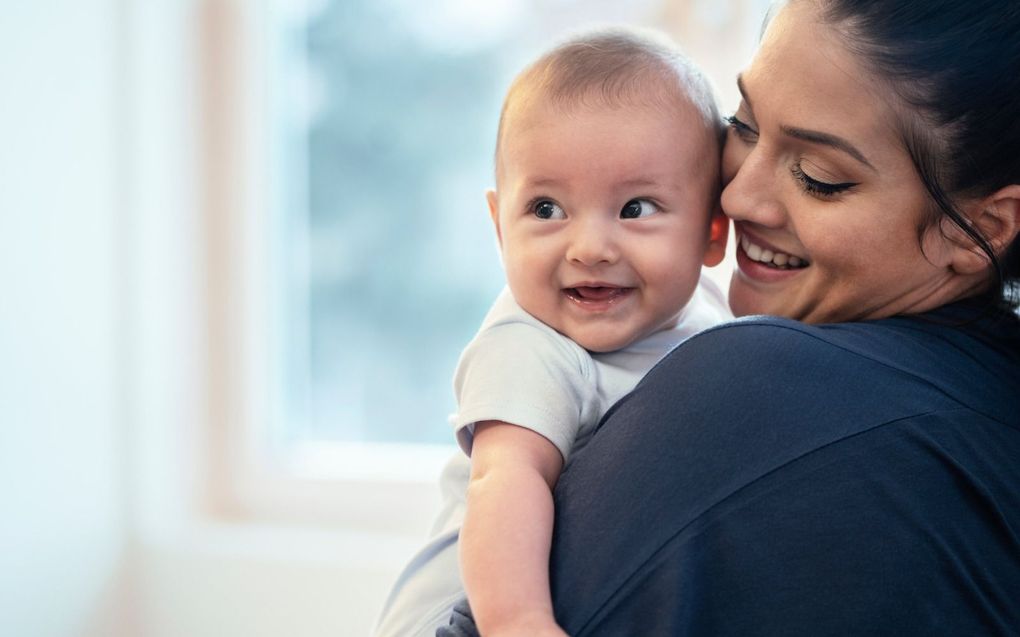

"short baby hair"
[495, 26, 721, 174]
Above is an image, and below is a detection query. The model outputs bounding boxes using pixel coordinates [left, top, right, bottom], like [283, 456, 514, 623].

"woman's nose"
[721, 142, 785, 228]
[565, 217, 619, 267]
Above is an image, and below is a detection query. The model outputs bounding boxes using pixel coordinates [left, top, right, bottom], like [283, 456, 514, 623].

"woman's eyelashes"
[528, 198, 661, 220]
[725, 114, 758, 142]
[791, 162, 858, 198]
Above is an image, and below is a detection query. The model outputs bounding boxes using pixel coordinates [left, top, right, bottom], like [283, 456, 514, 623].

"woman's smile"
[734, 224, 810, 284]
[738, 232, 808, 270]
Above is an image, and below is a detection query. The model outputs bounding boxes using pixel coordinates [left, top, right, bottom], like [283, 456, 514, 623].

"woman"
[440, 0, 1020, 634]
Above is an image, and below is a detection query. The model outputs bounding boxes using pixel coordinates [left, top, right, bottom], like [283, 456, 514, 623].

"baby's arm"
[460, 421, 568, 637]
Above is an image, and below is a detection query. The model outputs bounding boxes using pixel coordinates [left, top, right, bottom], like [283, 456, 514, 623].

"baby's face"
[490, 99, 723, 352]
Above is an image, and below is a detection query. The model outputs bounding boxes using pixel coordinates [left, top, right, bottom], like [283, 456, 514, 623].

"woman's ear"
[941, 184, 1020, 275]
[702, 211, 730, 267]
[486, 190, 502, 248]
[981, 184, 1020, 251]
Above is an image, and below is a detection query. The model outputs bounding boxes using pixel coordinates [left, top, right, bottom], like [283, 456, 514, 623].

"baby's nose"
[566, 221, 620, 266]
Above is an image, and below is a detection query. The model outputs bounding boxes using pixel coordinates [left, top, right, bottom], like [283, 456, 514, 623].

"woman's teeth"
[740, 235, 807, 269]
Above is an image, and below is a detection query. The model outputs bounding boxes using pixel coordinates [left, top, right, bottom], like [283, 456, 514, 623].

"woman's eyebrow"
[736, 74, 876, 172]
[780, 125, 876, 171]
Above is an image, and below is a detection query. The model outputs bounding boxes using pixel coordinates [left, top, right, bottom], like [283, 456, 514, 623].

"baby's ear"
[486, 190, 502, 246]
[703, 210, 729, 267]
[935, 184, 1020, 275]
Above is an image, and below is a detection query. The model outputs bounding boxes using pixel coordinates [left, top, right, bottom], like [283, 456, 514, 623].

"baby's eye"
[533, 200, 566, 220]
[620, 199, 659, 219]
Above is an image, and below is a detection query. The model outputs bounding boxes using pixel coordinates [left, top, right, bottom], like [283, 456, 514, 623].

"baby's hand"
[435, 599, 569, 637]
[484, 611, 569, 637]
[487, 623, 568, 637]
[435, 599, 477, 637]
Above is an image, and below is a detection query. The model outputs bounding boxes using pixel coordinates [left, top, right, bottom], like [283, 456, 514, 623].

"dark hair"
[812, 0, 1020, 310]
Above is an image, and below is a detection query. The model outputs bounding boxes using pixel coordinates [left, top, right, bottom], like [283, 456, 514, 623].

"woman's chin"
[727, 288, 765, 318]
[728, 275, 783, 318]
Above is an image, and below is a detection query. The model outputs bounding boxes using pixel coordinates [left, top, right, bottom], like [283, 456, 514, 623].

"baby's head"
[488, 27, 728, 352]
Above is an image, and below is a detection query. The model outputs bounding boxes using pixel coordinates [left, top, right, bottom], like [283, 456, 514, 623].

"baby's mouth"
[564, 286, 633, 304]
[740, 234, 809, 269]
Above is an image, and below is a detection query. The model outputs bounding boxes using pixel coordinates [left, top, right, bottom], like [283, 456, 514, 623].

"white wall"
[0, 1, 130, 635]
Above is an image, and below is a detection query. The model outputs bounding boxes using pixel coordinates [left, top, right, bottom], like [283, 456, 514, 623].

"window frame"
[205, 0, 455, 536]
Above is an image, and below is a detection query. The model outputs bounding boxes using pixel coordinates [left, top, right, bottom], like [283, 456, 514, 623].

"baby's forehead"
[499, 57, 721, 151]
[496, 96, 722, 197]
[509, 66, 702, 119]
[498, 84, 720, 160]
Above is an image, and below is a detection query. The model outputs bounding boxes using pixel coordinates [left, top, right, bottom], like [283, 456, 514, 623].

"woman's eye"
[725, 115, 758, 143]
[532, 200, 566, 220]
[791, 162, 857, 198]
[620, 199, 659, 219]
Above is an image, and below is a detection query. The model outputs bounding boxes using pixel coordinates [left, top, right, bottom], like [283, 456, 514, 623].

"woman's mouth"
[739, 234, 809, 270]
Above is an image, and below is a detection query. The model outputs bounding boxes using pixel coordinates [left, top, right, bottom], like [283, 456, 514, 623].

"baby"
[374, 27, 730, 637]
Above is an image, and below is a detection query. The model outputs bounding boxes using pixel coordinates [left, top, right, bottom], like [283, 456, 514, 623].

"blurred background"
[0, 0, 770, 634]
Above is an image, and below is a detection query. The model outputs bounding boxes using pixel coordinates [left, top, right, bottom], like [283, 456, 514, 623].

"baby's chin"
[539, 313, 637, 353]
[564, 325, 649, 354]
[513, 291, 656, 352]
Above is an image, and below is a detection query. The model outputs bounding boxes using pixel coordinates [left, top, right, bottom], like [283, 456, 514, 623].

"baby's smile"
[562, 285, 635, 312]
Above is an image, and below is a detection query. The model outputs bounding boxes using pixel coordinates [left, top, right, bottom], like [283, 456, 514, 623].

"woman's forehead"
[744, 1, 906, 160]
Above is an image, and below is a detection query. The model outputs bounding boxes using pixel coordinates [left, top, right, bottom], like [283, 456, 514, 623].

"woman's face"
[721, 0, 966, 323]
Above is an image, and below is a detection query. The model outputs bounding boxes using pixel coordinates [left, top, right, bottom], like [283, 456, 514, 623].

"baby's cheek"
[654, 268, 701, 309]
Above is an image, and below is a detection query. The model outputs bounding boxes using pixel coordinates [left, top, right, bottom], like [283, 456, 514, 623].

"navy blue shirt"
[439, 305, 1020, 636]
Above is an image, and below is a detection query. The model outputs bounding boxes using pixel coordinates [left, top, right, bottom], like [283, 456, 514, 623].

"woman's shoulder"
[651, 310, 1019, 428]
[679, 308, 1018, 375]
[665, 314, 904, 373]
[632, 316, 951, 430]
[683, 313, 919, 354]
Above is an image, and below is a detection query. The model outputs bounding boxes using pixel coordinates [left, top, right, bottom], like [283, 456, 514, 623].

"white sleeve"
[450, 322, 594, 463]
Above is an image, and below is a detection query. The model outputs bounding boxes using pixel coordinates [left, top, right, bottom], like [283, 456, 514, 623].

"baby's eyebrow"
[520, 176, 672, 191]
[617, 177, 693, 195]
[617, 178, 663, 188]
[523, 176, 566, 188]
